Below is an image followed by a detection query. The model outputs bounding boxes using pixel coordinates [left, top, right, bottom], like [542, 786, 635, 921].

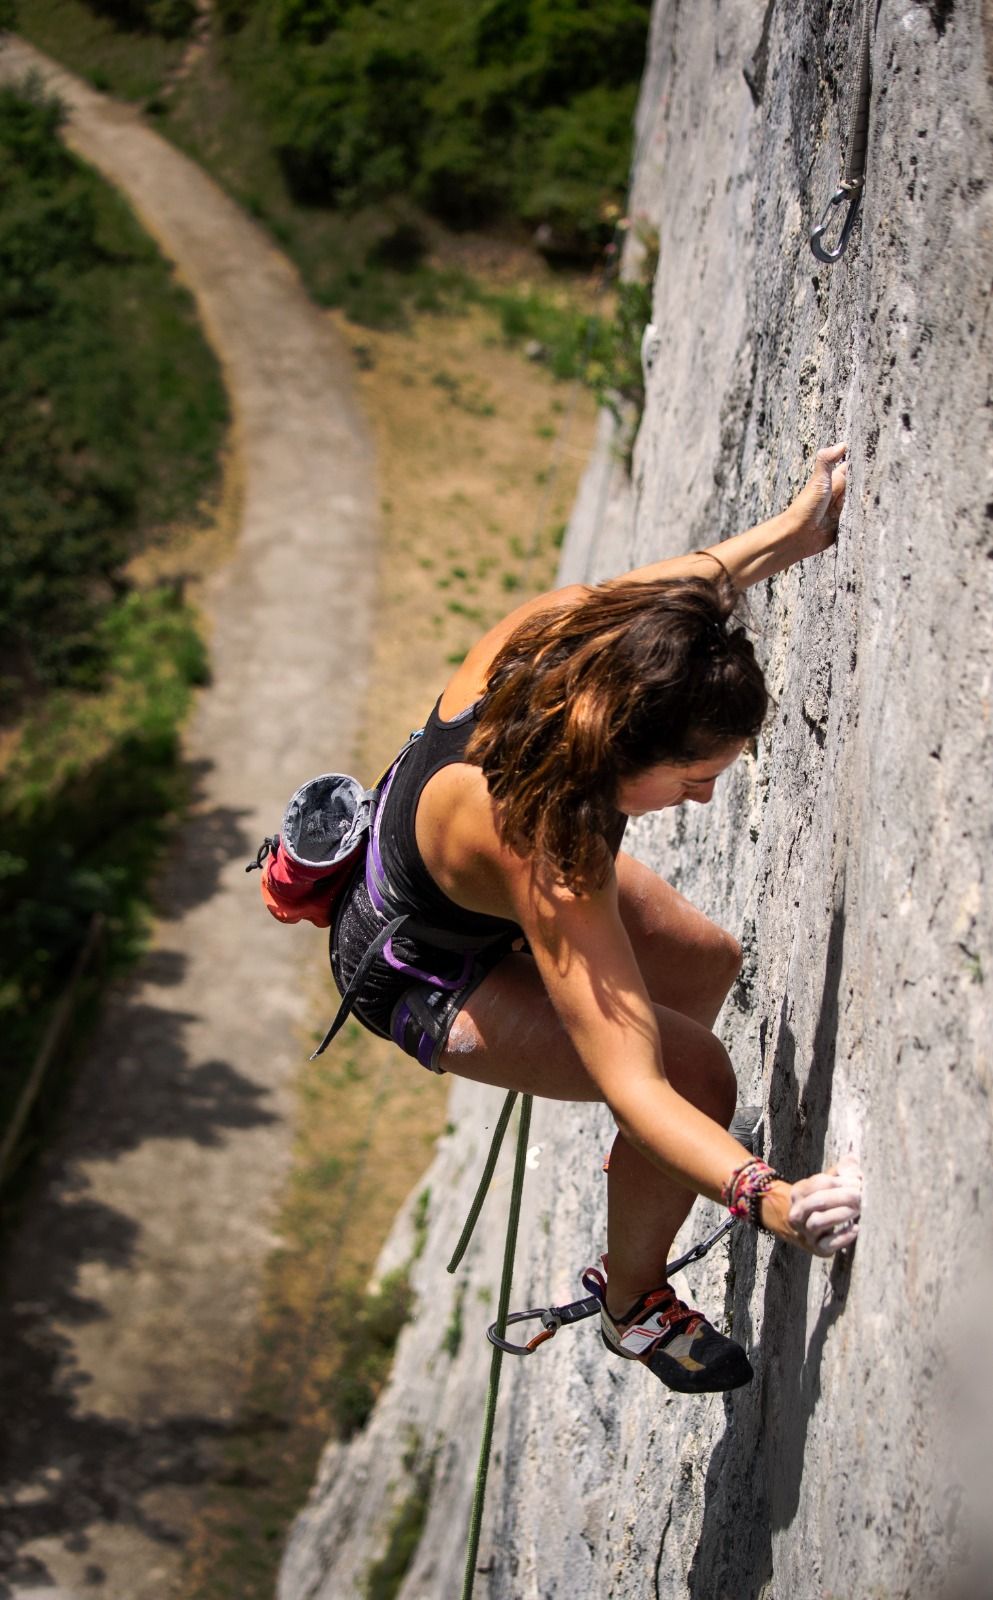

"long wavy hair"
[465, 572, 768, 888]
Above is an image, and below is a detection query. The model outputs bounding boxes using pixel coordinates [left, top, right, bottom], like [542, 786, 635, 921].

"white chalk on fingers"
[814, 1225, 859, 1258]
[789, 1183, 861, 1221]
[807, 1204, 861, 1234]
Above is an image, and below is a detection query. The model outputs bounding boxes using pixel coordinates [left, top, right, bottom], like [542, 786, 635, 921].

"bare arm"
[441, 444, 849, 714]
[509, 859, 860, 1255]
[609, 442, 849, 592]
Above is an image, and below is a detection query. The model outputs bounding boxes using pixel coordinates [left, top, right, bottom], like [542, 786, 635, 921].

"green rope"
[460, 1092, 532, 1600]
[447, 1089, 518, 1274]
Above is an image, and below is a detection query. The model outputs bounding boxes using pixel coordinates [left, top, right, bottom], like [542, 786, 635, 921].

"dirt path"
[0, 38, 378, 1600]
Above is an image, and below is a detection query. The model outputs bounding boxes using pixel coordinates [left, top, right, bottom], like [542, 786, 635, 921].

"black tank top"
[379, 698, 516, 943]
[378, 697, 627, 943]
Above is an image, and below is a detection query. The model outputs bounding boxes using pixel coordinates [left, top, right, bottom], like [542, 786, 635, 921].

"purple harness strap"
[315, 730, 509, 1068]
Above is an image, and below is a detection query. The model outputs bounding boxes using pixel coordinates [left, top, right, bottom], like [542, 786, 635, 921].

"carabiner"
[810, 182, 863, 264]
[486, 1307, 562, 1355]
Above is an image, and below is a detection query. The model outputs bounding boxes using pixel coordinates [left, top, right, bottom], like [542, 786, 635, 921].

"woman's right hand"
[785, 442, 849, 559]
[762, 1156, 862, 1255]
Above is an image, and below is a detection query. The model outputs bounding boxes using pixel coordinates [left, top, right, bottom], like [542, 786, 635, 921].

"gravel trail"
[0, 38, 377, 1599]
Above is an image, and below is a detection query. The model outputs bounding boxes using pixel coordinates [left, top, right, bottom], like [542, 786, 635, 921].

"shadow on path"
[0, 990, 280, 1587]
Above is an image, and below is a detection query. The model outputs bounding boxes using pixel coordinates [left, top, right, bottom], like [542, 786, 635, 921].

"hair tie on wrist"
[721, 1157, 781, 1231]
[694, 549, 733, 586]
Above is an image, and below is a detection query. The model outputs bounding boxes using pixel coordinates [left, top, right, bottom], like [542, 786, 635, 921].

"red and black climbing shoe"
[583, 1264, 753, 1395]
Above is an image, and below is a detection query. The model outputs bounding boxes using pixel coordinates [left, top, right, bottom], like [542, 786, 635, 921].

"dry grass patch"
[344, 300, 597, 777]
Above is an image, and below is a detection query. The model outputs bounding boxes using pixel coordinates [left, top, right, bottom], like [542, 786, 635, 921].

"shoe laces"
[618, 1283, 704, 1340]
[582, 1262, 705, 1342]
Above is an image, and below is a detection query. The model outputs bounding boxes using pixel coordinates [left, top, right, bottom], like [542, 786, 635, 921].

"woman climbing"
[329, 441, 862, 1395]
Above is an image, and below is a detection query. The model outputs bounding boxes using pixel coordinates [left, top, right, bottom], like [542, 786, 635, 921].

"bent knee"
[710, 927, 743, 984]
[661, 1014, 738, 1126]
[703, 1031, 738, 1126]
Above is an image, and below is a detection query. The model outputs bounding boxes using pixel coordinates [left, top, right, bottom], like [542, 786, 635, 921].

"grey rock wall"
[280, 3, 993, 1597]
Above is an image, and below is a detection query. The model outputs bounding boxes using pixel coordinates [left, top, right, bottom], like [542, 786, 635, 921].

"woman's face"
[615, 740, 746, 818]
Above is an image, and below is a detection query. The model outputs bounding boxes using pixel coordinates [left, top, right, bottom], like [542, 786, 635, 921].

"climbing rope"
[810, 0, 873, 262]
[447, 1089, 519, 1274]
[460, 1092, 532, 1600]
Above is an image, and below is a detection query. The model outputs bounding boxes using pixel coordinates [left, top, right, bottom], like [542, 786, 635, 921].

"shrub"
[0, 587, 209, 1090]
[0, 81, 224, 1162]
[81, 0, 197, 37]
[227, 0, 650, 248]
[0, 78, 226, 695]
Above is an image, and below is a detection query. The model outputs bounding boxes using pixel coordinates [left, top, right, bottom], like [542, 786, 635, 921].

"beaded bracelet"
[721, 1158, 782, 1231]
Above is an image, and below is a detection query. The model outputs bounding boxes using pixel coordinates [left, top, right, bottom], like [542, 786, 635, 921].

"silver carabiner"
[810, 183, 863, 264]
[486, 1307, 561, 1355]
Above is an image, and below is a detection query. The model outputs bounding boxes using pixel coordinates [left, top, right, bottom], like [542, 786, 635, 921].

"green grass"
[326, 1268, 415, 1439]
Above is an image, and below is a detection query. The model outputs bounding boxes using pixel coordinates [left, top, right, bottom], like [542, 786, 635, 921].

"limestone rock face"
[280, 4, 993, 1597]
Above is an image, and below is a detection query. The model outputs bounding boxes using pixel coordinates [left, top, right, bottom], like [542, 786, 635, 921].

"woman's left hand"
[786, 442, 849, 558]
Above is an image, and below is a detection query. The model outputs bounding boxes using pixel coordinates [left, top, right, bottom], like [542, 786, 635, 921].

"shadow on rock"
[687, 893, 852, 1600]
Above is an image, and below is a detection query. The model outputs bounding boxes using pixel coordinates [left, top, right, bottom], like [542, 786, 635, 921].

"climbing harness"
[250, 730, 512, 1065]
[487, 1213, 738, 1355]
[810, 0, 873, 263]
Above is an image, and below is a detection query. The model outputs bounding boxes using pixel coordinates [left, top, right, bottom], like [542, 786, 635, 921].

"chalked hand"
[788, 1155, 862, 1256]
[787, 441, 849, 557]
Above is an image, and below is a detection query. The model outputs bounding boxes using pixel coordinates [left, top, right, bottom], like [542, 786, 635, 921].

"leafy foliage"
[224, 0, 650, 251]
[0, 83, 224, 1165]
[0, 79, 226, 694]
[0, 588, 209, 1095]
[327, 1269, 415, 1437]
[82, 0, 196, 38]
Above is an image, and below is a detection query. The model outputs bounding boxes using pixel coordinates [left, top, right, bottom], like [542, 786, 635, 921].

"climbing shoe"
[583, 1264, 753, 1395]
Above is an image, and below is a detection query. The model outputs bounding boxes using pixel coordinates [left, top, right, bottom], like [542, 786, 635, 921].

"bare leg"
[440, 853, 742, 1315]
[440, 955, 738, 1317]
[605, 852, 741, 1312]
[614, 851, 742, 1031]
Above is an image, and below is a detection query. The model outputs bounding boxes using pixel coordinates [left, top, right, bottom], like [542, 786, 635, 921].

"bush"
[518, 83, 640, 250]
[0, 79, 226, 695]
[267, 21, 435, 207]
[328, 1270, 414, 1438]
[0, 81, 224, 1162]
[227, 0, 650, 249]
[0, 587, 209, 1089]
[82, 0, 197, 37]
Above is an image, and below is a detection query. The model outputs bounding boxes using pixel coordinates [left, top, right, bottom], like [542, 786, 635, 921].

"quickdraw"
[486, 1213, 737, 1355]
[810, 0, 873, 263]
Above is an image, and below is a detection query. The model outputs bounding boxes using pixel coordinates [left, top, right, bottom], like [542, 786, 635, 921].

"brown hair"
[465, 573, 767, 888]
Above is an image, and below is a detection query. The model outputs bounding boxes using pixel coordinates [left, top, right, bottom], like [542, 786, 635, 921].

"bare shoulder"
[415, 757, 530, 923]
[438, 581, 587, 717]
